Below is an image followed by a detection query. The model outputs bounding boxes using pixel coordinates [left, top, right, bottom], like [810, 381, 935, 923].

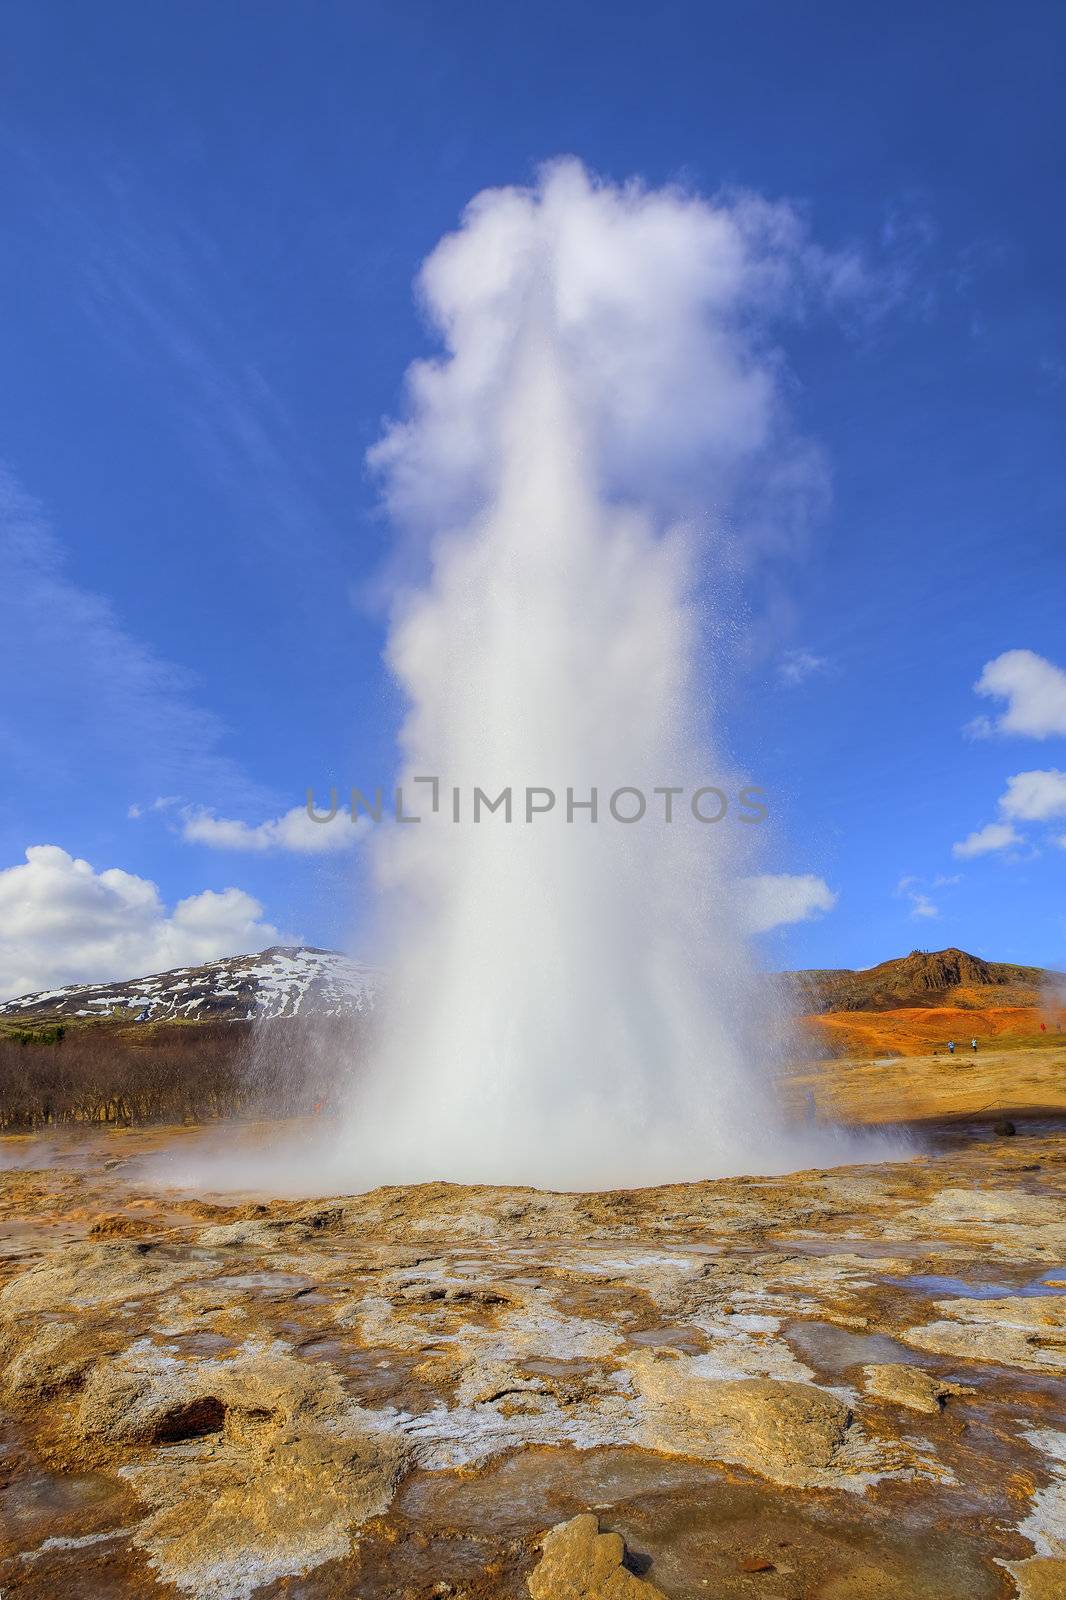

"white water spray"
[337, 163, 859, 1189]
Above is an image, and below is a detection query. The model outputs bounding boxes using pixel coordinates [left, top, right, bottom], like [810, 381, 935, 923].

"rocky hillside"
[794, 947, 1052, 1015]
[2, 941, 1057, 1035]
[0, 946, 381, 1023]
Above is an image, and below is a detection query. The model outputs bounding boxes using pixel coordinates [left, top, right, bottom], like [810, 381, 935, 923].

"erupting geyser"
[341, 161, 843, 1189]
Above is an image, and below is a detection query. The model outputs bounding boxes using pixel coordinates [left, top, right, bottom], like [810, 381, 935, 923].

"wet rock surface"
[1, 1120, 1065, 1597]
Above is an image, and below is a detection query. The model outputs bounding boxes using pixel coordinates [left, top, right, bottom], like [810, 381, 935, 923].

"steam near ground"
[168, 163, 908, 1194]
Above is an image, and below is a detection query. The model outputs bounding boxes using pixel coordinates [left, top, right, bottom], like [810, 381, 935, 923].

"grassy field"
[790, 1039, 1066, 1126]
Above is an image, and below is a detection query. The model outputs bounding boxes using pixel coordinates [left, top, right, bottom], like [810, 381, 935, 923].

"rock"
[88, 1213, 158, 1237]
[0, 1239, 201, 1313]
[71, 1341, 357, 1451]
[0, 1318, 94, 1400]
[901, 1296, 1066, 1374]
[0, 1300, 412, 1599]
[631, 1356, 892, 1489]
[861, 1363, 976, 1414]
[122, 1419, 406, 1599]
[91, 1344, 408, 1597]
[4, 1123, 1066, 1596]
[994, 1120, 1017, 1137]
[527, 1514, 666, 1599]
[1008, 1559, 1066, 1599]
[890, 1188, 1066, 1258]
[898, 1188, 1063, 1230]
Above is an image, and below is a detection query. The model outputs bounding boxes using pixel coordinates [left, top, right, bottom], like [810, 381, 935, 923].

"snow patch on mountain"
[0, 946, 380, 1022]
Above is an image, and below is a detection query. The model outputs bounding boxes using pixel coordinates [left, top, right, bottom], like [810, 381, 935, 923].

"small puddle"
[162, 1330, 240, 1358]
[295, 1336, 349, 1362]
[520, 1358, 599, 1379]
[207, 1270, 313, 1293]
[784, 1319, 930, 1375]
[0, 1218, 90, 1259]
[0, 1412, 140, 1557]
[883, 1268, 1066, 1300]
[627, 1325, 708, 1353]
[775, 1235, 963, 1260]
[387, 1444, 1013, 1600]
[293, 1338, 448, 1412]
[2, 1463, 117, 1529]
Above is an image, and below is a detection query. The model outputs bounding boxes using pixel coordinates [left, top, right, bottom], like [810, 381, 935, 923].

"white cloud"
[742, 872, 837, 934]
[370, 159, 902, 560]
[969, 649, 1066, 739]
[778, 648, 829, 687]
[0, 845, 289, 1000]
[952, 821, 1022, 858]
[998, 769, 1066, 822]
[181, 805, 366, 854]
[948, 769, 1066, 862]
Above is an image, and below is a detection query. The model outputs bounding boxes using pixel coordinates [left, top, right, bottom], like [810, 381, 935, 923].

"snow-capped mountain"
[0, 946, 381, 1022]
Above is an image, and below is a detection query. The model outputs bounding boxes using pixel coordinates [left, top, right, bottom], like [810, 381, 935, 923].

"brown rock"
[0, 1239, 200, 1313]
[88, 1212, 158, 1237]
[861, 1363, 976, 1414]
[1008, 1558, 1066, 1600]
[527, 1515, 666, 1599]
[901, 1295, 1066, 1375]
[631, 1355, 888, 1488]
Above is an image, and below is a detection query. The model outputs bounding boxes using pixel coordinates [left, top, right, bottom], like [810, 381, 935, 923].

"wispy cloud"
[777, 647, 829, 687]
[127, 797, 180, 821]
[80, 202, 323, 556]
[895, 874, 942, 918]
[14, 146, 326, 562]
[180, 805, 366, 855]
[0, 470, 264, 809]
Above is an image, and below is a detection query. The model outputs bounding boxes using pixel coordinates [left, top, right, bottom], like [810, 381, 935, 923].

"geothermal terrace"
[1, 1107, 1064, 1599]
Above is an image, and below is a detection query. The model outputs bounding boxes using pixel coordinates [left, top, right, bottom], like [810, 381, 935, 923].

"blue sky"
[2, 0, 1064, 995]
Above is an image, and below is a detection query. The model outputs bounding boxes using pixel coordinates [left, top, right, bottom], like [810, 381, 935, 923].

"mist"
[326, 161, 886, 1189]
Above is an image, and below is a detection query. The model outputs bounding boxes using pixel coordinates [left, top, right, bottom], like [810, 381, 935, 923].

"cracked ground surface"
[1, 1117, 1065, 1599]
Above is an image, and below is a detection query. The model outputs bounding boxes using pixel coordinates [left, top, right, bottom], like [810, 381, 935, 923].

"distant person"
[948, 1039, 955, 1055]
[971, 1037, 978, 1052]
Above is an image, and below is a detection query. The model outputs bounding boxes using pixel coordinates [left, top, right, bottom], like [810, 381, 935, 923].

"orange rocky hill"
[792, 946, 1065, 1059]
